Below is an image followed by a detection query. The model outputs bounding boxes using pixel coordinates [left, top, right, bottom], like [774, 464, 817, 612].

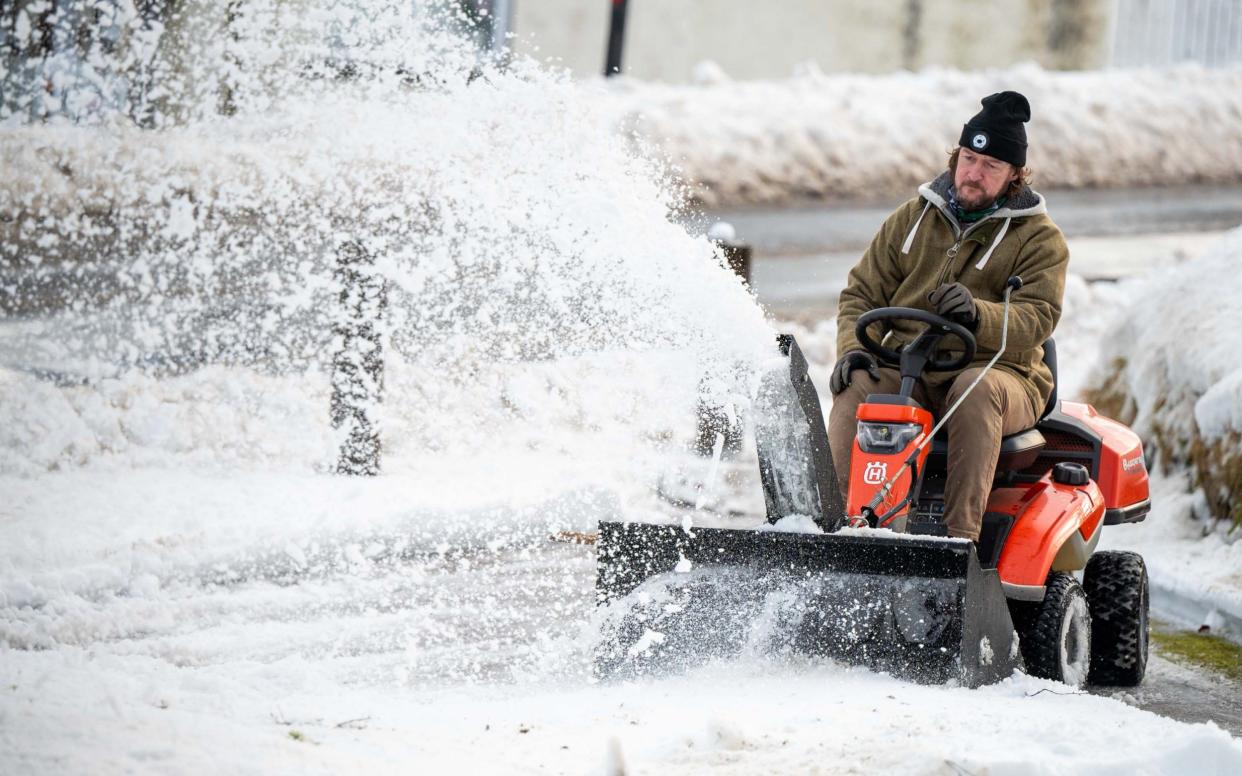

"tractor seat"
[924, 339, 1057, 474]
[927, 427, 1045, 473]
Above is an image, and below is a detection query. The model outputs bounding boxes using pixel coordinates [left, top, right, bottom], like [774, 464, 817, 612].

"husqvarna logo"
[1122, 454, 1145, 473]
[863, 461, 888, 485]
[971, 132, 988, 150]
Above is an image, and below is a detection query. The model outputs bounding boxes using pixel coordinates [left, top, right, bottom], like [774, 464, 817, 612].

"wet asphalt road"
[1119, 648, 1242, 735]
[701, 183, 1242, 318]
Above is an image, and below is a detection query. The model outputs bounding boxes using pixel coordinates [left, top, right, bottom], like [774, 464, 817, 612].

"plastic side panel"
[984, 485, 1040, 519]
[1060, 402, 1151, 510]
[847, 406, 933, 518]
[994, 478, 1105, 588]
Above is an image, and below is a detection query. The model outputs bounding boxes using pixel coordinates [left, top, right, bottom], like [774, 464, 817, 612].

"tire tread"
[1084, 550, 1149, 686]
[1012, 571, 1089, 685]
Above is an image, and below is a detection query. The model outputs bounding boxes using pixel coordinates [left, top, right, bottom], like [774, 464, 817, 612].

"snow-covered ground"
[4, 419, 1242, 774]
[4, 5, 1241, 773]
[6, 257, 1242, 773]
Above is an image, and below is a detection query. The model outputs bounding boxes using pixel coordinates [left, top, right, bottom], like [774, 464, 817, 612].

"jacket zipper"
[937, 216, 988, 285]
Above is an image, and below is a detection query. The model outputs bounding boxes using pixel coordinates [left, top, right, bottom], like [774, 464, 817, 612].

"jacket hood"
[918, 171, 1045, 219]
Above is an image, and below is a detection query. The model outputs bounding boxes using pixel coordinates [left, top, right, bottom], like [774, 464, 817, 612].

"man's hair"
[948, 147, 1031, 198]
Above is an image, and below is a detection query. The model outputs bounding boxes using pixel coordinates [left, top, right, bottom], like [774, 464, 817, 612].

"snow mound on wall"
[603, 63, 1242, 206]
[1084, 226, 1242, 526]
[0, 350, 709, 476]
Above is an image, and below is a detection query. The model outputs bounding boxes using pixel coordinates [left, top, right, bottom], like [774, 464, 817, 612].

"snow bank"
[1083, 225, 1242, 529]
[11, 64, 1242, 222]
[1100, 470, 1242, 640]
[602, 63, 1242, 206]
[0, 349, 716, 476]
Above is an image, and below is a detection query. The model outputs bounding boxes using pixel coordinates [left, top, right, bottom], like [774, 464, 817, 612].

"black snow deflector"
[595, 335, 1020, 687]
[753, 335, 846, 530]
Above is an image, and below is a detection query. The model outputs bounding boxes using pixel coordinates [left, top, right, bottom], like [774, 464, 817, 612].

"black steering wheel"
[855, 307, 977, 372]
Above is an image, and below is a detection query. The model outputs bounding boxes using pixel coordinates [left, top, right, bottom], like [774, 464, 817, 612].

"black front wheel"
[1011, 572, 1092, 688]
[1083, 551, 1150, 686]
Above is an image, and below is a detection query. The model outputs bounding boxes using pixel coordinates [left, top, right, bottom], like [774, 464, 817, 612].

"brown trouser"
[827, 367, 1037, 541]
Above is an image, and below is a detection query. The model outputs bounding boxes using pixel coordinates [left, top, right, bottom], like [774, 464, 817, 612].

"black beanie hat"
[959, 91, 1030, 167]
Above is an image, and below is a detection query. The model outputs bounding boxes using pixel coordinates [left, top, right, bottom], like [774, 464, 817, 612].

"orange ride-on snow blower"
[596, 277, 1152, 688]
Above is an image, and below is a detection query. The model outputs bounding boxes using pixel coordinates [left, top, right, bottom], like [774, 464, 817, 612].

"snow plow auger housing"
[597, 306, 1152, 689]
[597, 521, 1021, 686]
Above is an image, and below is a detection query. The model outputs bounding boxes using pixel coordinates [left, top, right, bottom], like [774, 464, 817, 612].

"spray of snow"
[627, 629, 667, 658]
[1, 2, 775, 479]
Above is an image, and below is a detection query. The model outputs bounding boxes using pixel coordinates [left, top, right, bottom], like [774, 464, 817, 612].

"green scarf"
[949, 190, 1007, 223]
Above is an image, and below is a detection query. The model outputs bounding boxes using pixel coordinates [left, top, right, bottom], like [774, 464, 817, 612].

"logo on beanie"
[971, 132, 989, 150]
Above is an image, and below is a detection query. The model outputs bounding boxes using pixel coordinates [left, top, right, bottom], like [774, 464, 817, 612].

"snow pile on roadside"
[0, 348, 719, 476]
[602, 63, 1242, 206]
[1083, 225, 1242, 529]
[1101, 470, 1242, 640]
[0, 365, 335, 475]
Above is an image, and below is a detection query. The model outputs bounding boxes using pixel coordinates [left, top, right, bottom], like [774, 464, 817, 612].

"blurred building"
[509, 0, 1242, 81]
[4, 0, 1241, 124]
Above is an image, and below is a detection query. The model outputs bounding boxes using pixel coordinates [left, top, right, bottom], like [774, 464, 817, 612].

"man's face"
[953, 147, 1018, 210]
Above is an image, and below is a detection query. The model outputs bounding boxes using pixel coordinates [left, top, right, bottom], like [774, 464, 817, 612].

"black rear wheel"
[1083, 551, 1149, 686]
[1011, 572, 1092, 687]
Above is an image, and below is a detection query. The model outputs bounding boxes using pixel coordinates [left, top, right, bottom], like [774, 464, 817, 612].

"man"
[827, 91, 1068, 542]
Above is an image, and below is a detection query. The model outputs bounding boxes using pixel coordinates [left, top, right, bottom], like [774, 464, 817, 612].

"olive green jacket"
[836, 172, 1069, 418]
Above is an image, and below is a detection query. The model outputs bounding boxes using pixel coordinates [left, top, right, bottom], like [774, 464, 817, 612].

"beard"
[954, 180, 1001, 210]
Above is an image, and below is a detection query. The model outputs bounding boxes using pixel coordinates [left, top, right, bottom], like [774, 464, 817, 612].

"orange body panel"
[841, 398, 1133, 591]
[847, 403, 933, 521]
[1059, 401, 1150, 509]
[990, 477, 1105, 587]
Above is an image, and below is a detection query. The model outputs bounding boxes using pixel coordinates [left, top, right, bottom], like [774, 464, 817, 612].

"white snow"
[759, 513, 824, 534]
[10, 66, 1242, 215]
[1082, 226, 1242, 447]
[980, 636, 994, 667]
[627, 629, 668, 657]
[601, 63, 1242, 206]
[833, 526, 970, 543]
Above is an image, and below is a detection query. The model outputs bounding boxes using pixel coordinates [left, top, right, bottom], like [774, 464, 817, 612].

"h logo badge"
[863, 461, 888, 485]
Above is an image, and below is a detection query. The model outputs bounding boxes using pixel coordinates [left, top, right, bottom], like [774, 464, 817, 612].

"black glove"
[829, 350, 881, 395]
[928, 282, 978, 326]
